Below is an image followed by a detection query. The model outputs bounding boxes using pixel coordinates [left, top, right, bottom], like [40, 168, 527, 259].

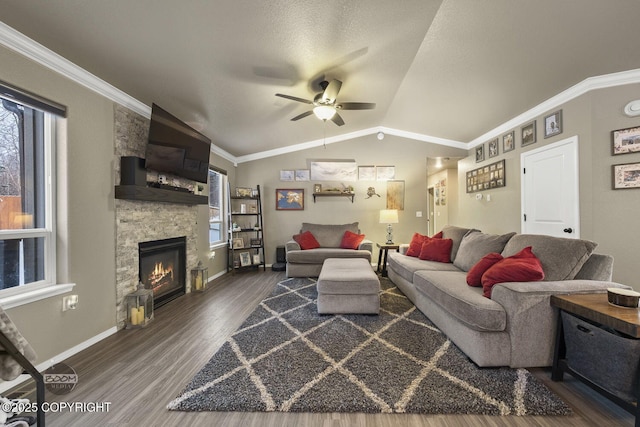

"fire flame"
[147, 261, 174, 288]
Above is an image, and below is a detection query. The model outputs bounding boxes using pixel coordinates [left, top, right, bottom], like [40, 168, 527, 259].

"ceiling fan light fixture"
[313, 105, 336, 121]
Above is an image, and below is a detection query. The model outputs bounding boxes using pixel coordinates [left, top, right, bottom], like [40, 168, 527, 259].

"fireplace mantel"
[115, 185, 208, 205]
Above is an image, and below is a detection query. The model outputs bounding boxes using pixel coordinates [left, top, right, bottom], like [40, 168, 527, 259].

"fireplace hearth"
[139, 237, 186, 307]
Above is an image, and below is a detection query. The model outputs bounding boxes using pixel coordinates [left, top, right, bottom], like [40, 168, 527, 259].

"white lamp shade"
[379, 209, 398, 224]
[313, 105, 336, 121]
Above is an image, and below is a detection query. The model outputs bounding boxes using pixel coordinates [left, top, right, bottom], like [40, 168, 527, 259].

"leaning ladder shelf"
[227, 184, 266, 273]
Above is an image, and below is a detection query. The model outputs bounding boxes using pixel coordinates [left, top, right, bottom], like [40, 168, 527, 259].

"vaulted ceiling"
[1, 0, 640, 159]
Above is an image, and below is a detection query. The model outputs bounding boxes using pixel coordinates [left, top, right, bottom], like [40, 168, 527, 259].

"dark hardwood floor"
[27, 270, 633, 426]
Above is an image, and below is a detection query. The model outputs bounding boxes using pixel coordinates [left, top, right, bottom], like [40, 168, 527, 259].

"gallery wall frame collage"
[611, 124, 640, 190]
[470, 110, 564, 194]
[276, 161, 404, 211]
[475, 110, 563, 164]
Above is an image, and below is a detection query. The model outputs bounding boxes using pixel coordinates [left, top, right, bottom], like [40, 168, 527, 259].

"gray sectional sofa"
[285, 222, 373, 278]
[387, 225, 631, 368]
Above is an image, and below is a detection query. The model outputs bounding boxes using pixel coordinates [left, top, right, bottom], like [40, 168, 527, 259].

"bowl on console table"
[607, 287, 640, 308]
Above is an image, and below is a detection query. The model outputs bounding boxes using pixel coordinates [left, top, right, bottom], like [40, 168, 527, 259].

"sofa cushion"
[406, 231, 444, 257]
[286, 248, 371, 264]
[453, 231, 516, 271]
[466, 252, 503, 287]
[413, 270, 507, 332]
[407, 233, 428, 257]
[482, 247, 544, 298]
[340, 230, 365, 249]
[501, 234, 597, 281]
[441, 225, 479, 262]
[293, 230, 320, 250]
[388, 252, 461, 283]
[419, 238, 453, 263]
[301, 222, 359, 248]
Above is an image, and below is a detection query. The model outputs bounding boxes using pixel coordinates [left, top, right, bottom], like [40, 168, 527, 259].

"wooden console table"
[551, 293, 640, 426]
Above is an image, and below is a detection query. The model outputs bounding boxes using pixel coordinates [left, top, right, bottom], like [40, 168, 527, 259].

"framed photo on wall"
[612, 125, 640, 155]
[475, 144, 485, 162]
[521, 121, 536, 146]
[544, 110, 562, 138]
[612, 162, 640, 189]
[488, 138, 499, 158]
[276, 189, 304, 210]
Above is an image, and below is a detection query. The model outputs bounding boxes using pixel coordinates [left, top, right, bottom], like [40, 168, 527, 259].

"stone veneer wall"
[114, 104, 199, 328]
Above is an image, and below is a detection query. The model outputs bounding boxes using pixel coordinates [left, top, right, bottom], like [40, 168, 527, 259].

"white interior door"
[521, 136, 580, 238]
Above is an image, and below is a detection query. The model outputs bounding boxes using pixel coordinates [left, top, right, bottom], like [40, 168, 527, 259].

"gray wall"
[454, 84, 640, 289]
[234, 135, 467, 264]
[1, 45, 117, 362]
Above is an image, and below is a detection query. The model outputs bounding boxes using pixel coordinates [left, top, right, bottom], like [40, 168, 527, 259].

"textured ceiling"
[1, 0, 640, 158]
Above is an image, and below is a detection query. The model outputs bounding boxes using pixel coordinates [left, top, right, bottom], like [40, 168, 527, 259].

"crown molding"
[468, 68, 640, 147]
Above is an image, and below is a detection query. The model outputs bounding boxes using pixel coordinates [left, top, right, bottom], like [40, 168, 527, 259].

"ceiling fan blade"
[322, 79, 342, 103]
[291, 110, 314, 121]
[337, 102, 376, 110]
[331, 112, 345, 126]
[275, 93, 313, 104]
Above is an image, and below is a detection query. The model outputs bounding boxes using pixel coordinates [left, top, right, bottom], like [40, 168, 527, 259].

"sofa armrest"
[490, 280, 631, 367]
[358, 239, 373, 253]
[399, 244, 409, 255]
[285, 240, 301, 253]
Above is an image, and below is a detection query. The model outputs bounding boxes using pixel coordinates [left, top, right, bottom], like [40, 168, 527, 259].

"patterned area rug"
[168, 277, 571, 416]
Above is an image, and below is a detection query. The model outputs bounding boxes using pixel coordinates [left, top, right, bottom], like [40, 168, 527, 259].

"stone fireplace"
[139, 237, 186, 307]
[114, 104, 201, 328]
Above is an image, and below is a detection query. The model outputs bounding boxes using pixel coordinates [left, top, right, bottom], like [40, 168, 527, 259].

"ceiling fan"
[275, 79, 375, 126]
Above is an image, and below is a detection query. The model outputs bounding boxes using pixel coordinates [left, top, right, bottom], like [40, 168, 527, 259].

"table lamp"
[379, 209, 399, 244]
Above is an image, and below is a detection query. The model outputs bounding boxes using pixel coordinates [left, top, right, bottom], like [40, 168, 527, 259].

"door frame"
[520, 135, 580, 237]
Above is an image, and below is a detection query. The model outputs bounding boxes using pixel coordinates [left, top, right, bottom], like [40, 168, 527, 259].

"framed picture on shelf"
[252, 254, 261, 264]
[239, 252, 251, 267]
[232, 237, 244, 249]
[475, 144, 485, 163]
[313, 184, 322, 193]
[488, 138, 499, 158]
[544, 110, 562, 138]
[521, 121, 536, 146]
[612, 125, 640, 155]
[235, 187, 252, 198]
[250, 238, 262, 247]
[612, 162, 640, 189]
[276, 189, 304, 210]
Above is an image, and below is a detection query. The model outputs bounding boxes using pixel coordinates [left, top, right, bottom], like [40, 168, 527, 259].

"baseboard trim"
[0, 326, 118, 394]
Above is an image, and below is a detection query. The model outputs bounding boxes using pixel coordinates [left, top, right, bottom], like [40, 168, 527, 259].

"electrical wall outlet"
[416, 211, 423, 217]
[62, 295, 78, 311]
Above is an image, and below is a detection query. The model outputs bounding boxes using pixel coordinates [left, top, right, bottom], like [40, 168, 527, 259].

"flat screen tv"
[145, 103, 211, 183]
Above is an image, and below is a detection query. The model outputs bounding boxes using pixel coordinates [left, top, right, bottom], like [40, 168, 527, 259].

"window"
[0, 93, 58, 294]
[208, 167, 227, 247]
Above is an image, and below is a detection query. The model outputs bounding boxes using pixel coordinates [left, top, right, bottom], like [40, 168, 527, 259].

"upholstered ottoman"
[317, 258, 380, 314]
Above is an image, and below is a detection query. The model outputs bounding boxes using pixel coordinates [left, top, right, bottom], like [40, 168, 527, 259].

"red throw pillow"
[481, 247, 544, 298]
[418, 238, 453, 263]
[407, 233, 429, 257]
[340, 230, 365, 249]
[432, 231, 443, 239]
[293, 231, 320, 250]
[466, 252, 503, 287]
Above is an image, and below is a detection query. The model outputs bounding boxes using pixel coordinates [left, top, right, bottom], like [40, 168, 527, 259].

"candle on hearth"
[195, 275, 202, 290]
[137, 306, 145, 324]
[130, 307, 139, 326]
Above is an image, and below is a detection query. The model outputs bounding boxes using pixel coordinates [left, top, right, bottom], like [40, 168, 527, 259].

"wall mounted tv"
[145, 103, 211, 183]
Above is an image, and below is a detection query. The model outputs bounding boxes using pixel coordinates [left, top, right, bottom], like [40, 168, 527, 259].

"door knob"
[563, 228, 573, 234]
